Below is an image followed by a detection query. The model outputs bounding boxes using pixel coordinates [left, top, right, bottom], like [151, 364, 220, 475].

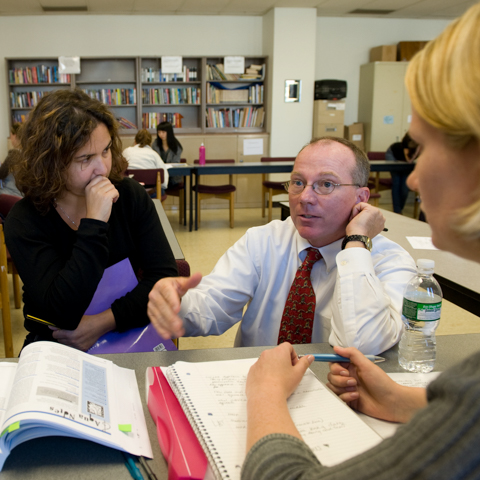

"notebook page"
[166, 358, 383, 479]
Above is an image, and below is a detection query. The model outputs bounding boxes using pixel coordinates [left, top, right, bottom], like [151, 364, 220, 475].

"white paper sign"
[58, 56, 80, 74]
[406, 236, 439, 250]
[243, 138, 263, 156]
[161, 56, 183, 74]
[352, 134, 362, 141]
[224, 56, 245, 74]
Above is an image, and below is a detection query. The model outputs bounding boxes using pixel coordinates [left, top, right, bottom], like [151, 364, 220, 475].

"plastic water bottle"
[199, 143, 206, 166]
[398, 259, 442, 373]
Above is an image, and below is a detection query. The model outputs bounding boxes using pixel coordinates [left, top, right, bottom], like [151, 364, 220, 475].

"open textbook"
[0, 341, 152, 471]
[160, 358, 384, 480]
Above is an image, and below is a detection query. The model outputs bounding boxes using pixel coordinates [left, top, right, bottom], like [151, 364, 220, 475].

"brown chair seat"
[262, 180, 284, 190]
[193, 184, 236, 194]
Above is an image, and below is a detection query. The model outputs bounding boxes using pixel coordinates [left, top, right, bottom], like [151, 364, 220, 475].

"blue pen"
[298, 354, 385, 363]
[122, 453, 145, 480]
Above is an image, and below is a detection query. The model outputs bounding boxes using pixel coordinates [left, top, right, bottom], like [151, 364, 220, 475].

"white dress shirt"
[180, 217, 417, 354]
[123, 144, 169, 188]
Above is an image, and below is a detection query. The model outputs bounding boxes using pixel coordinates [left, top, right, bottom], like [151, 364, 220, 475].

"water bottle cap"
[417, 258, 434, 273]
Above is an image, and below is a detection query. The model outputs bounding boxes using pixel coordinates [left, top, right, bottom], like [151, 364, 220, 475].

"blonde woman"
[243, 3, 480, 478]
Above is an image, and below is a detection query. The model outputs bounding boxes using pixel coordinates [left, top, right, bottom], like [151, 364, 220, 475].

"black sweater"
[5, 177, 177, 340]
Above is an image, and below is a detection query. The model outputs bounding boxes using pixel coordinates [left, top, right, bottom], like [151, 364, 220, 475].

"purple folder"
[86, 258, 176, 354]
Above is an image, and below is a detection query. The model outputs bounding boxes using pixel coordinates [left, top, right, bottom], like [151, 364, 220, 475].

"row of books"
[9, 66, 71, 84]
[116, 117, 137, 129]
[205, 106, 264, 129]
[141, 66, 199, 83]
[12, 113, 28, 124]
[82, 88, 136, 106]
[142, 87, 201, 105]
[142, 112, 184, 129]
[10, 90, 48, 109]
[206, 84, 264, 104]
[206, 63, 264, 81]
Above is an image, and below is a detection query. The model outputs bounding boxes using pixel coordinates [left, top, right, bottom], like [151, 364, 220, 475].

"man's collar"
[294, 232, 342, 273]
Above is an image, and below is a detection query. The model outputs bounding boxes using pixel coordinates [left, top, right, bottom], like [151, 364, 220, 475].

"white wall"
[0, 14, 263, 154]
[266, 8, 316, 157]
[315, 16, 450, 127]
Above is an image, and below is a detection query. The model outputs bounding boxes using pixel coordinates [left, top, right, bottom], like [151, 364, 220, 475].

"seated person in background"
[386, 132, 420, 214]
[152, 121, 183, 187]
[5, 89, 177, 351]
[148, 136, 417, 354]
[122, 128, 169, 194]
[242, 4, 480, 478]
[0, 123, 23, 197]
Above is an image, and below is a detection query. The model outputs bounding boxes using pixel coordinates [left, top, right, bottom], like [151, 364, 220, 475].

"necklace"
[54, 199, 78, 228]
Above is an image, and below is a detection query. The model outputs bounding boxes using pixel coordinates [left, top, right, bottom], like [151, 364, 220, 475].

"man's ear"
[355, 187, 370, 204]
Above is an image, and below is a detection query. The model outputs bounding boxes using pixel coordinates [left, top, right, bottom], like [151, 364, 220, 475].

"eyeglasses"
[284, 180, 360, 196]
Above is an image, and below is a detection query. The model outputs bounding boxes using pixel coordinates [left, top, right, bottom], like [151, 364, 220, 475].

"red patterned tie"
[278, 247, 322, 345]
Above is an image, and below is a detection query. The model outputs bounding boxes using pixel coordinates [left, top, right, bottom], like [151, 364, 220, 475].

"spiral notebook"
[162, 358, 383, 480]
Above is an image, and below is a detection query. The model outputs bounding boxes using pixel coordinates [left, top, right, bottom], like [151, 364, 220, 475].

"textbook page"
[0, 342, 151, 470]
[165, 358, 382, 480]
[357, 372, 441, 439]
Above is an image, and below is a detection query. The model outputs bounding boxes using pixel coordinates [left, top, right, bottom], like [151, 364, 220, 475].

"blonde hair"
[405, 2, 480, 239]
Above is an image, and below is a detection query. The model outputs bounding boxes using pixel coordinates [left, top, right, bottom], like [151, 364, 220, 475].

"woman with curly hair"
[5, 89, 177, 351]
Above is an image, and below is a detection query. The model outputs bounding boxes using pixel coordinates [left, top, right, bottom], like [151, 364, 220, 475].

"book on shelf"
[116, 117, 137, 129]
[0, 341, 152, 471]
[206, 106, 264, 128]
[83, 88, 137, 106]
[142, 87, 201, 105]
[9, 65, 70, 84]
[143, 112, 184, 129]
[152, 357, 383, 480]
[141, 66, 198, 83]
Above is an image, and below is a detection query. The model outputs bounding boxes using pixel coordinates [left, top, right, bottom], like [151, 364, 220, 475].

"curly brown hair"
[14, 89, 128, 213]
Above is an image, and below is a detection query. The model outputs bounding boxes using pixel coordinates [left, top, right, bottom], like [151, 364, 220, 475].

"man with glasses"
[148, 137, 416, 354]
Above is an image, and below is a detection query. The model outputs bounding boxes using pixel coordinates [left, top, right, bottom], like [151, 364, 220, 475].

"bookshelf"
[204, 56, 267, 133]
[6, 56, 267, 135]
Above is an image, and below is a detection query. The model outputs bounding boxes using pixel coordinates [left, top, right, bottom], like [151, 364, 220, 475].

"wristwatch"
[341, 235, 372, 251]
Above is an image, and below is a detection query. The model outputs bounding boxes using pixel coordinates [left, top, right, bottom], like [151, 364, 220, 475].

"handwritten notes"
[165, 358, 382, 479]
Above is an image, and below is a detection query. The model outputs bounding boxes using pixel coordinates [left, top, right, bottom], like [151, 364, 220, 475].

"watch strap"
[341, 235, 372, 251]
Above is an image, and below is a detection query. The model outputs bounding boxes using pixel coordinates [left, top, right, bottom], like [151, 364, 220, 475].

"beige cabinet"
[358, 62, 411, 152]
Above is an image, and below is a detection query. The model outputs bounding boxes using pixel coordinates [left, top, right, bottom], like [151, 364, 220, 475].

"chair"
[193, 160, 236, 229]
[0, 223, 13, 357]
[165, 159, 187, 225]
[126, 169, 168, 202]
[0, 194, 22, 309]
[261, 157, 295, 223]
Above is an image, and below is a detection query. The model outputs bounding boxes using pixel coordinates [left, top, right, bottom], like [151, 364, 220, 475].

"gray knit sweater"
[242, 351, 480, 479]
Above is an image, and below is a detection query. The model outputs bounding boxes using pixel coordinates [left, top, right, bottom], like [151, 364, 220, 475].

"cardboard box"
[313, 123, 344, 139]
[314, 99, 345, 123]
[344, 123, 365, 150]
[397, 41, 429, 61]
[369, 45, 396, 62]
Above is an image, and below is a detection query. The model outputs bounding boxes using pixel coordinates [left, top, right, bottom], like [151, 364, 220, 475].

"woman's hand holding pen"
[51, 309, 116, 351]
[85, 176, 119, 223]
[326, 346, 427, 423]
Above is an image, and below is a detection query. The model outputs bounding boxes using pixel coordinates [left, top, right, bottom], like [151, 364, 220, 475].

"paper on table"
[358, 371, 441, 439]
[406, 236, 439, 250]
[164, 358, 382, 480]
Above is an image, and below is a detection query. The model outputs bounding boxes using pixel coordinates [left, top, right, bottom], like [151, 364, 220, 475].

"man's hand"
[50, 309, 116, 351]
[148, 273, 202, 339]
[326, 346, 427, 423]
[85, 176, 119, 223]
[346, 202, 385, 239]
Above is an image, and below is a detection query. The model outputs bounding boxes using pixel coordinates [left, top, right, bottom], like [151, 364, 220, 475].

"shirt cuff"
[336, 247, 375, 276]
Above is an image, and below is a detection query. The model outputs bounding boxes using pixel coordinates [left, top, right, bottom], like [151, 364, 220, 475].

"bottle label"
[402, 298, 442, 321]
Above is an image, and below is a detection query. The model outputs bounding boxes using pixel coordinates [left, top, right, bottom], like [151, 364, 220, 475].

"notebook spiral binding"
[167, 367, 230, 480]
